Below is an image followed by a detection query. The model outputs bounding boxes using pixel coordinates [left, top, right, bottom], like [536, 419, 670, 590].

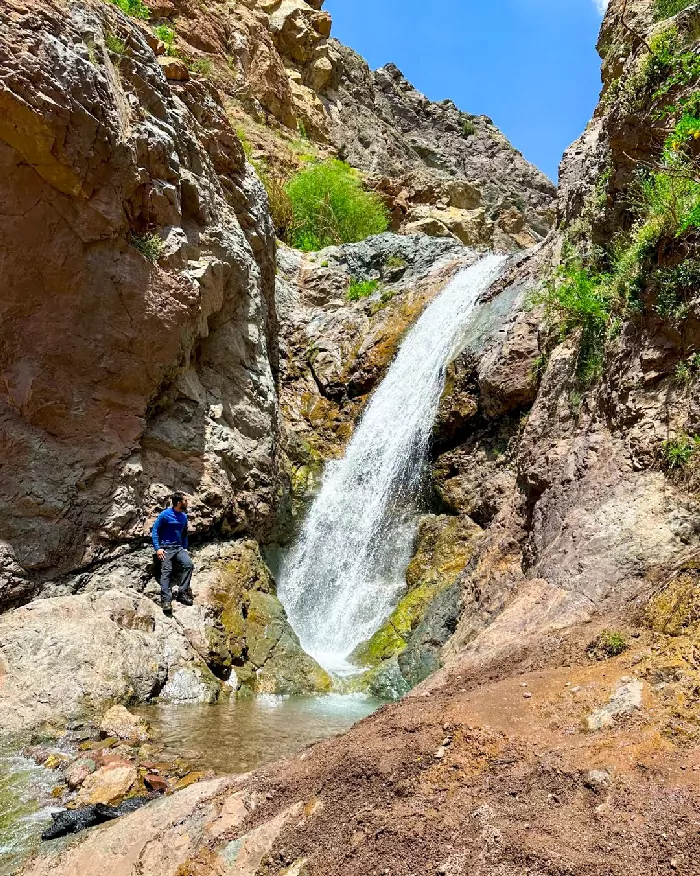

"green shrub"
[346, 278, 380, 301]
[462, 119, 476, 136]
[153, 24, 175, 54]
[664, 111, 700, 160]
[638, 170, 700, 236]
[285, 160, 389, 251]
[664, 433, 700, 468]
[675, 359, 693, 383]
[653, 0, 696, 21]
[537, 262, 612, 383]
[587, 630, 629, 659]
[109, 0, 150, 20]
[105, 33, 126, 55]
[651, 260, 700, 320]
[131, 232, 163, 262]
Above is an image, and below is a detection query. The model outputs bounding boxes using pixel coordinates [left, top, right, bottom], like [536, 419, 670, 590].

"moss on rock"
[351, 515, 482, 682]
[210, 540, 332, 696]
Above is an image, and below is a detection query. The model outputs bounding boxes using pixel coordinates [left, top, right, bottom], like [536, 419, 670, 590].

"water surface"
[137, 694, 384, 774]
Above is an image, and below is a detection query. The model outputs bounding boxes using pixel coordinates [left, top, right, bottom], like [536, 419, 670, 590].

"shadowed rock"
[41, 797, 153, 841]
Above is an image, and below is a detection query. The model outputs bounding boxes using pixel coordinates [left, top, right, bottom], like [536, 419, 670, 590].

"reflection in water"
[137, 694, 384, 775]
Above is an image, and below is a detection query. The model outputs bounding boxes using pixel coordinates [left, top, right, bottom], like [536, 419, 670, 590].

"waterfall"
[278, 254, 507, 672]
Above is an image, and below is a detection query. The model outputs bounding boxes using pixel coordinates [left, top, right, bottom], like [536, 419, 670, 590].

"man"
[151, 492, 194, 614]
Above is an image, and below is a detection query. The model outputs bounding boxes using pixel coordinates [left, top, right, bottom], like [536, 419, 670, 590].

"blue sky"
[325, 0, 607, 181]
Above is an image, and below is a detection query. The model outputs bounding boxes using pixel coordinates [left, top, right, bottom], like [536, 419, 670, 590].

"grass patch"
[664, 433, 700, 468]
[109, 0, 150, 20]
[346, 278, 380, 301]
[462, 119, 476, 136]
[285, 159, 389, 251]
[131, 232, 163, 262]
[385, 255, 407, 269]
[587, 630, 629, 659]
[189, 58, 212, 77]
[535, 262, 612, 383]
[105, 33, 126, 55]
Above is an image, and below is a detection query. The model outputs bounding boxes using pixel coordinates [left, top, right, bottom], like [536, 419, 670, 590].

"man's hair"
[171, 491, 186, 507]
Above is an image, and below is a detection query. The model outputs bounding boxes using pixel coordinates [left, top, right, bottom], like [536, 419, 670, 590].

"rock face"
[325, 54, 556, 248]
[0, 0, 279, 608]
[0, 588, 221, 735]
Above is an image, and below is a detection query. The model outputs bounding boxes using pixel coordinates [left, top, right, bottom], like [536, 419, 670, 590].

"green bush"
[346, 278, 380, 301]
[537, 262, 612, 383]
[109, 0, 150, 20]
[664, 433, 700, 468]
[131, 232, 163, 262]
[153, 24, 175, 54]
[587, 630, 629, 659]
[653, 0, 696, 21]
[462, 119, 476, 137]
[652, 260, 700, 320]
[285, 160, 389, 251]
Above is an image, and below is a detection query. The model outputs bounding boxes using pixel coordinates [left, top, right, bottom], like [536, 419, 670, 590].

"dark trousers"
[159, 545, 194, 603]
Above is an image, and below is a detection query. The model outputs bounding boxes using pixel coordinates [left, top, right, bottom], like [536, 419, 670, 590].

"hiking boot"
[176, 590, 194, 607]
[162, 600, 172, 616]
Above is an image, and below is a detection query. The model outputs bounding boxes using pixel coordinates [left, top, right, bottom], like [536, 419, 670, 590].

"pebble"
[520, 682, 528, 687]
[523, 692, 532, 699]
[435, 746, 446, 759]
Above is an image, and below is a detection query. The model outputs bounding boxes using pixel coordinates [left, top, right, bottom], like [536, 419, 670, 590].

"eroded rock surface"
[0, 0, 279, 607]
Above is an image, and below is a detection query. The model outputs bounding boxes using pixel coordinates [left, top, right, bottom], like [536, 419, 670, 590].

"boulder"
[63, 758, 97, 791]
[73, 764, 138, 806]
[99, 706, 152, 744]
[157, 56, 190, 81]
[0, 589, 222, 736]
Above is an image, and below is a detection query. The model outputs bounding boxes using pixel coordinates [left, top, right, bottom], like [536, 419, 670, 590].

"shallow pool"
[136, 693, 384, 775]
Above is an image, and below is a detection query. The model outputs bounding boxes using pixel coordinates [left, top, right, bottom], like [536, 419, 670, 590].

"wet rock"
[41, 797, 153, 841]
[73, 763, 138, 806]
[99, 706, 152, 744]
[178, 540, 332, 696]
[63, 758, 97, 791]
[351, 515, 481, 694]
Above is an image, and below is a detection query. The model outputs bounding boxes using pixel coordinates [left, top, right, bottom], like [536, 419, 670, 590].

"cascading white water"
[278, 254, 507, 672]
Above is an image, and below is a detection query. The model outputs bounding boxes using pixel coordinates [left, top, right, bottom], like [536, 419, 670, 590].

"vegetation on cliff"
[285, 160, 389, 251]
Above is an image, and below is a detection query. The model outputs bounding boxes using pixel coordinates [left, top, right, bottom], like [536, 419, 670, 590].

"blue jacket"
[152, 508, 188, 550]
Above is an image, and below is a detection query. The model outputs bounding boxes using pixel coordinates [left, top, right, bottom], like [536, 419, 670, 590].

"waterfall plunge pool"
[135, 694, 385, 775]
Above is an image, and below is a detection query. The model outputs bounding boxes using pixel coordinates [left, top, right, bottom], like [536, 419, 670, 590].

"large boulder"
[0, 589, 221, 736]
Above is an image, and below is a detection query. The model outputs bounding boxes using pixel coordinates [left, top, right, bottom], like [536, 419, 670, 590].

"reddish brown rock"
[157, 55, 189, 80]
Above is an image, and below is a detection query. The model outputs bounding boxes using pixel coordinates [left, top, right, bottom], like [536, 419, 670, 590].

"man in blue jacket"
[151, 492, 194, 614]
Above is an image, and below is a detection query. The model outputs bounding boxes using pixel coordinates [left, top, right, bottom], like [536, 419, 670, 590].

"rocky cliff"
[0, 0, 555, 613]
